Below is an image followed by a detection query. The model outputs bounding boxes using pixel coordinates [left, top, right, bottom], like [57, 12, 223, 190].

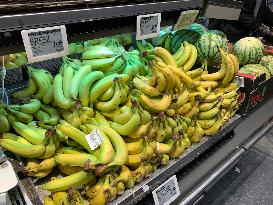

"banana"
[53, 74, 73, 109]
[138, 105, 152, 125]
[199, 81, 218, 89]
[139, 94, 171, 113]
[86, 178, 104, 198]
[40, 104, 61, 125]
[127, 121, 151, 139]
[89, 174, 111, 205]
[1, 133, 18, 141]
[118, 81, 129, 104]
[202, 93, 220, 103]
[183, 44, 197, 72]
[133, 77, 161, 97]
[173, 42, 184, 61]
[117, 165, 131, 183]
[82, 47, 114, 59]
[154, 121, 167, 142]
[32, 69, 51, 100]
[186, 68, 204, 79]
[79, 71, 104, 106]
[19, 99, 41, 114]
[175, 102, 193, 115]
[29, 157, 56, 172]
[199, 99, 219, 112]
[38, 135, 57, 159]
[176, 41, 191, 67]
[90, 74, 128, 103]
[170, 89, 189, 109]
[222, 52, 235, 86]
[0, 138, 45, 158]
[228, 53, 239, 73]
[113, 109, 133, 125]
[190, 121, 204, 142]
[51, 192, 69, 205]
[55, 153, 98, 167]
[95, 112, 110, 126]
[80, 125, 115, 165]
[62, 65, 74, 101]
[13, 121, 45, 144]
[147, 47, 177, 67]
[170, 138, 186, 158]
[198, 118, 217, 129]
[82, 57, 116, 70]
[7, 108, 33, 124]
[117, 182, 125, 195]
[168, 65, 195, 88]
[99, 85, 115, 102]
[201, 56, 227, 81]
[217, 82, 238, 93]
[198, 105, 220, 120]
[69, 65, 92, 99]
[58, 164, 82, 175]
[105, 57, 125, 74]
[43, 84, 54, 104]
[28, 168, 53, 178]
[12, 77, 37, 98]
[222, 90, 237, 99]
[155, 63, 176, 92]
[126, 138, 145, 155]
[126, 143, 153, 167]
[44, 196, 55, 205]
[134, 163, 146, 182]
[57, 122, 93, 153]
[110, 108, 140, 136]
[153, 140, 174, 154]
[204, 118, 223, 136]
[185, 102, 199, 119]
[95, 80, 122, 112]
[221, 98, 234, 108]
[96, 126, 128, 172]
[154, 67, 167, 93]
[43, 171, 95, 192]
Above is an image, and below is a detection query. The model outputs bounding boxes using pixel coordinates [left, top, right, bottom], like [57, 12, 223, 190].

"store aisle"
[200, 129, 273, 205]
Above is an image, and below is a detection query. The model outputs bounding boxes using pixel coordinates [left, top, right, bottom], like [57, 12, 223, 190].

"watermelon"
[186, 23, 207, 35]
[207, 30, 227, 39]
[233, 37, 264, 66]
[171, 29, 201, 53]
[260, 55, 273, 77]
[195, 32, 228, 66]
[240, 64, 270, 79]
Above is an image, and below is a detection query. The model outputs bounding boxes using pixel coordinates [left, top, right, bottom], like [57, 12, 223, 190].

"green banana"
[20, 99, 41, 114]
[79, 71, 104, 107]
[62, 65, 74, 100]
[82, 57, 116, 70]
[43, 84, 54, 104]
[12, 77, 37, 98]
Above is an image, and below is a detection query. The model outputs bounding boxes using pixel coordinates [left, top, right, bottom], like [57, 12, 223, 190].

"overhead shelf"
[0, 0, 203, 32]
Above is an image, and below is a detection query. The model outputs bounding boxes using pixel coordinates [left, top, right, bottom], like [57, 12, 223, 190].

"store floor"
[200, 128, 273, 205]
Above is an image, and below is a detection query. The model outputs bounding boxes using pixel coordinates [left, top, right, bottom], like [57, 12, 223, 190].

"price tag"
[152, 175, 180, 205]
[21, 25, 69, 63]
[85, 128, 104, 150]
[174, 10, 199, 31]
[136, 13, 161, 40]
[235, 76, 244, 87]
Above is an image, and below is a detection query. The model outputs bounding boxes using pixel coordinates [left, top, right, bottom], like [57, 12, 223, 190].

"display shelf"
[109, 115, 242, 205]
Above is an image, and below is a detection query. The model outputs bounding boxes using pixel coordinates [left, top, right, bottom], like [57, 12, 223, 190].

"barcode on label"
[174, 10, 199, 31]
[235, 76, 244, 87]
[136, 13, 161, 40]
[21, 25, 68, 63]
[152, 175, 180, 205]
[85, 128, 104, 150]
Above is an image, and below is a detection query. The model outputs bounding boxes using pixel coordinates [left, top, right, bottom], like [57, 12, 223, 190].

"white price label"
[21, 25, 69, 63]
[235, 76, 244, 87]
[136, 13, 161, 40]
[174, 10, 199, 31]
[85, 128, 104, 150]
[152, 175, 180, 205]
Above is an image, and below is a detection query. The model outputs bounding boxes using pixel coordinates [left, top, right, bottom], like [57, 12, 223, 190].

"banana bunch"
[200, 48, 237, 86]
[136, 40, 154, 52]
[173, 41, 197, 71]
[12, 67, 53, 100]
[59, 57, 82, 74]
[0, 104, 11, 133]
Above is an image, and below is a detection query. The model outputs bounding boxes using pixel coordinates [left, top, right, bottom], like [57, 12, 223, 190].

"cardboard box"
[236, 72, 273, 115]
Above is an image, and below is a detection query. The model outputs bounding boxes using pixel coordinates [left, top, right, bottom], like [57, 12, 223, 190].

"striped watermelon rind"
[260, 55, 273, 77]
[195, 32, 228, 66]
[233, 37, 264, 66]
[240, 64, 270, 79]
[171, 29, 201, 53]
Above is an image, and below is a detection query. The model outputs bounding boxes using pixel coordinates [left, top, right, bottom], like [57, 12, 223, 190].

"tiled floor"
[201, 129, 273, 205]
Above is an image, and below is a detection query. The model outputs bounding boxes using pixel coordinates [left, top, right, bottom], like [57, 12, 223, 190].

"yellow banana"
[139, 94, 172, 113]
[58, 164, 82, 175]
[89, 174, 111, 205]
[55, 153, 98, 167]
[117, 182, 125, 195]
[138, 105, 152, 125]
[126, 143, 153, 168]
[86, 178, 104, 198]
[28, 168, 53, 178]
[133, 77, 161, 97]
[222, 90, 237, 99]
[126, 138, 145, 154]
[51, 192, 69, 205]
[169, 138, 186, 158]
[198, 118, 217, 129]
[199, 81, 218, 89]
[154, 67, 167, 93]
[185, 102, 199, 119]
[222, 52, 235, 86]
[44, 196, 55, 205]
[148, 47, 177, 67]
[221, 98, 235, 108]
[117, 165, 131, 183]
[199, 99, 219, 112]
[176, 41, 191, 67]
[168, 65, 195, 88]
[98, 84, 114, 101]
[127, 121, 151, 139]
[113, 109, 133, 125]
[190, 121, 204, 143]
[43, 171, 95, 192]
[204, 118, 223, 136]
[228, 53, 239, 73]
[12, 77, 37, 98]
[170, 89, 189, 109]
[175, 102, 193, 115]
[183, 44, 197, 72]
[201, 93, 220, 103]
[198, 104, 220, 120]
[186, 68, 204, 79]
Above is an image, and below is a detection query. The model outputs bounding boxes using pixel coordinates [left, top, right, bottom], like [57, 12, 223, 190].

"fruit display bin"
[7, 115, 242, 204]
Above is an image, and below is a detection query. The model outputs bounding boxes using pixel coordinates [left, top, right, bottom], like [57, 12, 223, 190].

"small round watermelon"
[233, 37, 264, 66]
[195, 32, 228, 66]
[171, 29, 201, 53]
[260, 55, 273, 77]
[207, 30, 227, 39]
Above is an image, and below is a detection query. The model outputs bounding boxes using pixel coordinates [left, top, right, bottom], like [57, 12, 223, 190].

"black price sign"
[152, 175, 180, 205]
[136, 13, 161, 40]
[21, 25, 68, 63]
